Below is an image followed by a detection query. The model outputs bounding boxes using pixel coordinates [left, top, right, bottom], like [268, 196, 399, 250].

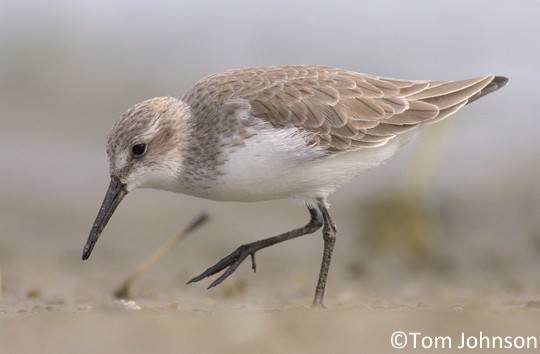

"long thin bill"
[82, 176, 127, 260]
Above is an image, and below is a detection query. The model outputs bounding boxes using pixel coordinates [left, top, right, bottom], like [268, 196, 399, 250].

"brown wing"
[183, 65, 506, 150]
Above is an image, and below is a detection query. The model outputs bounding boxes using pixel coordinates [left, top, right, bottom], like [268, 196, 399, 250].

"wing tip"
[466, 75, 509, 104]
[492, 76, 509, 89]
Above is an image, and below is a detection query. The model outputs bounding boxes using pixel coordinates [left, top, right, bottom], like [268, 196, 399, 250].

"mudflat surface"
[3, 305, 540, 354]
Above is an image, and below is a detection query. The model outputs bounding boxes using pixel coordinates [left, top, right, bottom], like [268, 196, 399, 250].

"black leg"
[312, 198, 337, 308]
[187, 204, 323, 289]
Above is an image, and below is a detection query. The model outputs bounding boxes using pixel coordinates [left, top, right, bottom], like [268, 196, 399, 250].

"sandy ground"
[3, 305, 540, 354]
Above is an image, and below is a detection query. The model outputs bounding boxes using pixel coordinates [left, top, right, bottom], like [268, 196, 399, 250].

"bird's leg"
[312, 198, 337, 308]
[187, 205, 323, 289]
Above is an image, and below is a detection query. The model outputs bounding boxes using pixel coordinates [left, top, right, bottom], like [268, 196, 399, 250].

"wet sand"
[2, 294, 540, 353]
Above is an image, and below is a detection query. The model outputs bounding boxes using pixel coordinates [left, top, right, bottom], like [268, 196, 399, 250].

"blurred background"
[1, 0, 539, 313]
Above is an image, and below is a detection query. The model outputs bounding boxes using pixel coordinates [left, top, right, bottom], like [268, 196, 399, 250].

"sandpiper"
[82, 65, 508, 307]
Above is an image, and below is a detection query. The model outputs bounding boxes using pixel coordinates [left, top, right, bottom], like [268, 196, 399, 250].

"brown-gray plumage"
[183, 65, 508, 151]
[83, 64, 508, 307]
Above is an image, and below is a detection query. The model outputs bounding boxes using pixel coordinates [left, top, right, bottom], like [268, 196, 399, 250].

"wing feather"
[182, 65, 503, 151]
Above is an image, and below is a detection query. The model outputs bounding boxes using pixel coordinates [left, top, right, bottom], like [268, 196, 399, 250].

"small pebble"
[115, 299, 142, 311]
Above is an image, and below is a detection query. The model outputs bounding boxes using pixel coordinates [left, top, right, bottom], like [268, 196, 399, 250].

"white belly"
[203, 126, 415, 202]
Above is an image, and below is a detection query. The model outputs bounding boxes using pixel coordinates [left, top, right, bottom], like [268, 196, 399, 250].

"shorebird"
[82, 65, 507, 307]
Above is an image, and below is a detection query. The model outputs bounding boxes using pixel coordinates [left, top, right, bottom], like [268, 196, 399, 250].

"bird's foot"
[187, 244, 258, 289]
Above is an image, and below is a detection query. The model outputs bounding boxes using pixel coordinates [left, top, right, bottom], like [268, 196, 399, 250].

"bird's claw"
[187, 244, 258, 289]
[250, 253, 256, 273]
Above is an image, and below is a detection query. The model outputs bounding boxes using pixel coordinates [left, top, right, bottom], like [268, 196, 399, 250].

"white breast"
[204, 125, 416, 202]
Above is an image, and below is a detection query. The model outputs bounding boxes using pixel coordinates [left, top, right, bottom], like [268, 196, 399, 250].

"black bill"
[82, 176, 127, 260]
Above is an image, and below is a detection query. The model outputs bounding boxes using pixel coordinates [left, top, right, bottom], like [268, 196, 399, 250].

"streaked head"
[82, 96, 190, 260]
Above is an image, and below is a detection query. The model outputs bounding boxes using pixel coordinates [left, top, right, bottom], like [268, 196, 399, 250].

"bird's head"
[82, 96, 191, 260]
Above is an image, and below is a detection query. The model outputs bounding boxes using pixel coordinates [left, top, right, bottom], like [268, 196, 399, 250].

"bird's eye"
[131, 143, 147, 158]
